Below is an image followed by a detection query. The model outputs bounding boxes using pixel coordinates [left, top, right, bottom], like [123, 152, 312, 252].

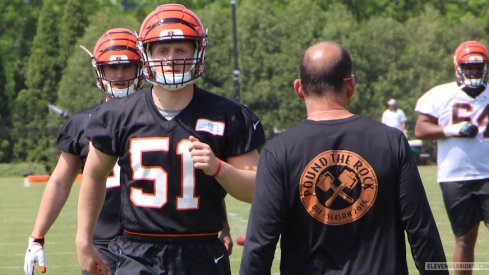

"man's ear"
[294, 79, 305, 100]
[345, 77, 355, 101]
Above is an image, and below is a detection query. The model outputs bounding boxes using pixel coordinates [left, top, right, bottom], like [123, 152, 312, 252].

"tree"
[347, 16, 407, 120]
[12, 0, 62, 168]
[0, 57, 7, 119]
[236, 0, 328, 135]
[0, 0, 41, 94]
[196, 2, 233, 99]
[58, 0, 89, 66]
[3, 0, 489, 166]
[0, 1, 42, 162]
[0, 57, 11, 161]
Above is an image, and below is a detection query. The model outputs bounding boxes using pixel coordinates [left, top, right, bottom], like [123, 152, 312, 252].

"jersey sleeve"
[397, 135, 447, 271]
[85, 104, 120, 156]
[57, 114, 83, 155]
[224, 104, 265, 157]
[415, 88, 441, 118]
[240, 144, 285, 274]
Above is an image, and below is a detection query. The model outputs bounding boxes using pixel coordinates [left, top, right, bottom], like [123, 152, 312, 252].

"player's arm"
[414, 113, 445, 139]
[188, 135, 259, 202]
[415, 112, 478, 139]
[216, 150, 259, 203]
[30, 152, 81, 238]
[76, 144, 116, 274]
[24, 152, 81, 275]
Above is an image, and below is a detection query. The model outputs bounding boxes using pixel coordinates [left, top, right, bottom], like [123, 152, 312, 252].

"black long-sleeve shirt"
[240, 115, 447, 275]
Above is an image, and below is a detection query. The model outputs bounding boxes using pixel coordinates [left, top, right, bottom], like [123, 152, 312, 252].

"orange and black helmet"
[91, 28, 143, 98]
[137, 4, 207, 90]
[453, 40, 488, 91]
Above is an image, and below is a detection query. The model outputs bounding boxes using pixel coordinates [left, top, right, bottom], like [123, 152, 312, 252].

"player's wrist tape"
[443, 123, 462, 137]
[443, 122, 478, 137]
[212, 158, 222, 177]
[29, 236, 45, 246]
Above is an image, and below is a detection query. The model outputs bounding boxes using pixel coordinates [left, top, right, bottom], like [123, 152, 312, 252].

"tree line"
[0, 0, 488, 169]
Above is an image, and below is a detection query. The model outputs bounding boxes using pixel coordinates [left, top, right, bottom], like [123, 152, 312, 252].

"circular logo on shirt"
[299, 150, 378, 225]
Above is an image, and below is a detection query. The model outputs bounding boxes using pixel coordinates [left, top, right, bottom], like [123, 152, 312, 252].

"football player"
[24, 28, 144, 275]
[75, 4, 265, 275]
[415, 40, 489, 275]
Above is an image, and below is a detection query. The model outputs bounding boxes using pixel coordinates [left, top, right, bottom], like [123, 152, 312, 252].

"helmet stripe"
[98, 44, 139, 57]
[149, 17, 198, 35]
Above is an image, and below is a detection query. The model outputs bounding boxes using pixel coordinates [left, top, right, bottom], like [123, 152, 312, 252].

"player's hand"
[76, 242, 111, 275]
[188, 136, 220, 176]
[219, 229, 233, 256]
[443, 122, 478, 137]
[24, 237, 46, 275]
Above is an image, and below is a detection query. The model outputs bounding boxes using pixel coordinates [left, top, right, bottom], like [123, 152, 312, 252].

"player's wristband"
[212, 159, 222, 177]
[29, 236, 45, 246]
[443, 124, 459, 137]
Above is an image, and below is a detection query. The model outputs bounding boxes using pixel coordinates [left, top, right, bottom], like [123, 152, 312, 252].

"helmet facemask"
[141, 40, 205, 91]
[456, 62, 488, 88]
[96, 62, 143, 98]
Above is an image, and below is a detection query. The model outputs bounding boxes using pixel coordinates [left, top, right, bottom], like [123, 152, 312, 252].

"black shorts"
[440, 179, 489, 237]
[81, 243, 118, 275]
[108, 235, 231, 275]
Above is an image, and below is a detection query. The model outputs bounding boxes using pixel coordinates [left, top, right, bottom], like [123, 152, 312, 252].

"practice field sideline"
[0, 166, 487, 274]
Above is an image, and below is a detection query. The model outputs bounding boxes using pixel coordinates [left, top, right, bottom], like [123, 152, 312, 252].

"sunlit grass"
[1, 166, 487, 274]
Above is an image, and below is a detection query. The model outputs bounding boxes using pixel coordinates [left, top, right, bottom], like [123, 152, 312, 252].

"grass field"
[1, 165, 488, 274]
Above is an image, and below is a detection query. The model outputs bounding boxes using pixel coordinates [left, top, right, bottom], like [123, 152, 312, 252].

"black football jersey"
[57, 104, 122, 244]
[241, 116, 447, 275]
[86, 86, 265, 236]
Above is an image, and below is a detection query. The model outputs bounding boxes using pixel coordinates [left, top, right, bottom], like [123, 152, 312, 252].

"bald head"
[303, 42, 342, 73]
[299, 41, 353, 97]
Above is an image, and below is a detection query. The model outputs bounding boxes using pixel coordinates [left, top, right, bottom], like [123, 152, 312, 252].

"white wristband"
[443, 123, 463, 137]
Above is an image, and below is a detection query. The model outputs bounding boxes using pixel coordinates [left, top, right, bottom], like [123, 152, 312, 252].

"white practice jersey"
[382, 109, 407, 131]
[415, 82, 489, 182]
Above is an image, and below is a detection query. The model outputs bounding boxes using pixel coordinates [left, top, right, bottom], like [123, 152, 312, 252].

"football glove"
[24, 237, 46, 275]
[443, 122, 478, 137]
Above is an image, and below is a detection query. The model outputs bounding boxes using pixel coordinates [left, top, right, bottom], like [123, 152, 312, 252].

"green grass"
[1, 166, 488, 274]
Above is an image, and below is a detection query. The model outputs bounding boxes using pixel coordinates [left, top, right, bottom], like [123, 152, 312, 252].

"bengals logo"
[299, 150, 378, 225]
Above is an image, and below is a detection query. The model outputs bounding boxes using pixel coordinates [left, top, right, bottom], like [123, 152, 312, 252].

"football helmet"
[138, 4, 207, 90]
[90, 28, 143, 98]
[453, 40, 488, 97]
